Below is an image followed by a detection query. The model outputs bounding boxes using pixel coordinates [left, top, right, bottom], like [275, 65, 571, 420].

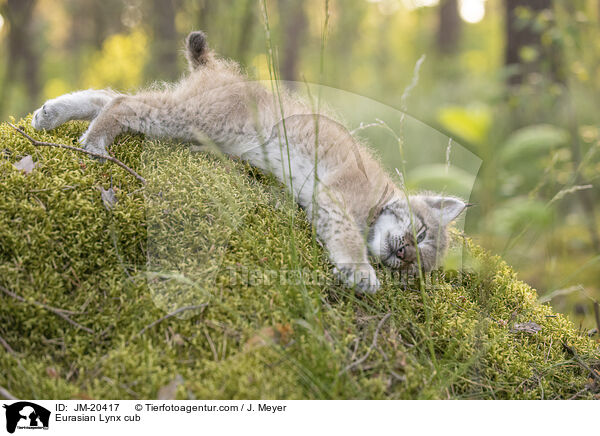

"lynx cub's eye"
[417, 228, 427, 243]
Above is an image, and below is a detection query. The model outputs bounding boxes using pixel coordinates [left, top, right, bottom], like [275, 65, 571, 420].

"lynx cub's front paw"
[334, 264, 381, 294]
[32, 102, 67, 131]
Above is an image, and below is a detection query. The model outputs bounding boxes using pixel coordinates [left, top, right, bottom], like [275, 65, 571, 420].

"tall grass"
[256, 1, 449, 372]
[259, 0, 330, 387]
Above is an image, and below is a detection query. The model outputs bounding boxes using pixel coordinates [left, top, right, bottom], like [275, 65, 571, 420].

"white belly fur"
[240, 141, 318, 210]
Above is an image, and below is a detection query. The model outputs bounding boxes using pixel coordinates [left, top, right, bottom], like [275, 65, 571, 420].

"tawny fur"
[31, 31, 465, 294]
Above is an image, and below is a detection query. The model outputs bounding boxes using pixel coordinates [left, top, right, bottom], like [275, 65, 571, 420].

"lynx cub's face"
[367, 195, 466, 273]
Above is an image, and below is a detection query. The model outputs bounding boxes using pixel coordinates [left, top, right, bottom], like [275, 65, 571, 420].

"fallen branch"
[339, 312, 392, 375]
[137, 304, 209, 336]
[567, 386, 589, 400]
[0, 385, 18, 400]
[0, 333, 16, 355]
[0, 327, 32, 380]
[28, 184, 78, 193]
[0, 285, 94, 334]
[0, 285, 81, 315]
[8, 123, 146, 185]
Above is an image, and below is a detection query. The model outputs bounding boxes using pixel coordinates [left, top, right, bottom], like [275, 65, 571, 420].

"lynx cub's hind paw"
[334, 264, 381, 294]
[79, 131, 110, 161]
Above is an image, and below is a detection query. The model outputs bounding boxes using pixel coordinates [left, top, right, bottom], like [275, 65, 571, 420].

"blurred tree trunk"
[277, 0, 307, 83]
[0, 0, 40, 115]
[504, 0, 562, 85]
[151, 0, 179, 81]
[66, 0, 125, 50]
[198, 1, 213, 32]
[437, 0, 461, 54]
[328, 0, 366, 91]
[87, 1, 114, 49]
[235, 0, 256, 65]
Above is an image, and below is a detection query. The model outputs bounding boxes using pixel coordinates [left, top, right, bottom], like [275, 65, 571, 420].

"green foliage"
[489, 197, 554, 237]
[436, 104, 492, 146]
[1, 119, 598, 400]
[500, 124, 570, 165]
[407, 164, 474, 195]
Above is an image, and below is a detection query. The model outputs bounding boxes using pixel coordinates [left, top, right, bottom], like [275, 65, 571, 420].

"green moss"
[0, 117, 598, 400]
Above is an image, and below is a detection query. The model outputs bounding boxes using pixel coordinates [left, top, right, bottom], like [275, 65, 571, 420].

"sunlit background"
[0, 0, 599, 330]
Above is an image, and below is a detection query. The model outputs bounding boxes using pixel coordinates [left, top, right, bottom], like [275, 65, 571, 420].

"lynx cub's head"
[367, 195, 466, 274]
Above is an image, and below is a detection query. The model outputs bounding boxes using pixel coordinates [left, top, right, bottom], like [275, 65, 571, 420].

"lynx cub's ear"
[422, 196, 466, 226]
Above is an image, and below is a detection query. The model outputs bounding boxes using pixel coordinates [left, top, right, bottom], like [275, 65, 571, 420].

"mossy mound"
[1, 117, 598, 399]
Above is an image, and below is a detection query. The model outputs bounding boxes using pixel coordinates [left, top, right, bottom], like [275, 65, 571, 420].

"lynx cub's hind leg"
[32, 89, 118, 131]
[79, 94, 196, 157]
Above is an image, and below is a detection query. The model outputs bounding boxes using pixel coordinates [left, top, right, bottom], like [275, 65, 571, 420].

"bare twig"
[339, 312, 392, 375]
[28, 184, 78, 193]
[545, 337, 553, 363]
[0, 385, 18, 400]
[0, 327, 31, 378]
[203, 327, 219, 361]
[8, 123, 146, 185]
[349, 337, 360, 361]
[0, 285, 94, 334]
[0, 333, 16, 355]
[102, 376, 140, 398]
[0, 285, 81, 315]
[567, 386, 589, 400]
[594, 301, 600, 336]
[563, 342, 600, 382]
[137, 304, 208, 336]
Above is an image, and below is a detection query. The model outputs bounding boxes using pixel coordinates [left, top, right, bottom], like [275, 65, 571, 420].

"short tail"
[185, 31, 212, 70]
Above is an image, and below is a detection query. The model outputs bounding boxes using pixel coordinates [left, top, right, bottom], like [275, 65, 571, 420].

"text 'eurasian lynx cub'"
[32, 31, 466, 294]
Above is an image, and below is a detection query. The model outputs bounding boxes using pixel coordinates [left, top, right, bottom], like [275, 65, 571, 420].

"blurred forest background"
[0, 0, 599, 330]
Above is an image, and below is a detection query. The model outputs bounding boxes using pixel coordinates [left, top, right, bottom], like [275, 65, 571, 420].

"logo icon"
[2, 402, 50, 434]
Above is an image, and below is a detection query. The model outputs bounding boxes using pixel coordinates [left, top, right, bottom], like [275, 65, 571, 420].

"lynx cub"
[32, 31, 466, 294]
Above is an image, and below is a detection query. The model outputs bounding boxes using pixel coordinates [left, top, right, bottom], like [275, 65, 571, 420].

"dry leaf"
[171, 333, 185, 346]
[157, 374, 184, 400]
[100, 187, 118, 210]
[394, 351, 407, 369]
[13, 155, 37, 174]
[244, 323, 293, 350]
[510, 322, 542, 334]
[46, 367, 59, 379]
